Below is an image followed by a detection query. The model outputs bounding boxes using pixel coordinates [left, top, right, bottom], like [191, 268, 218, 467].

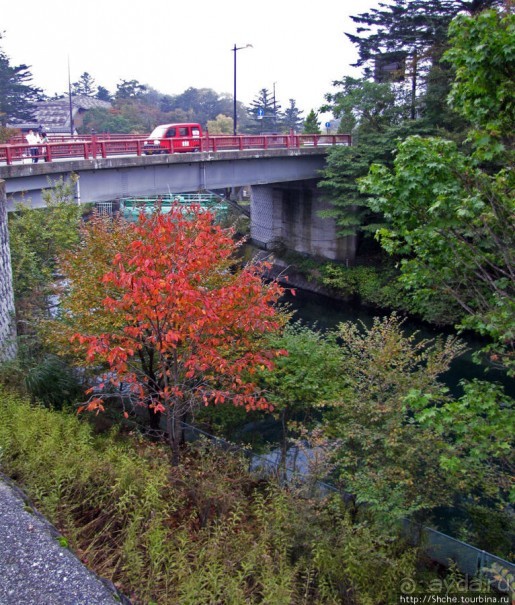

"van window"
[166, 127, 176, 137]
[192, 128, 200, 137]
[178, 127, 189, 136]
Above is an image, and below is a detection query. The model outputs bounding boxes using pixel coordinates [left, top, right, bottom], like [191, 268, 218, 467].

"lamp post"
[232, 43, 252, 136]
[67, 57, 74, 137]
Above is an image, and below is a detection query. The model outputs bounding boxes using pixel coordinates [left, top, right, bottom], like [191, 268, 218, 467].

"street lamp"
[232, 43, 253, 136]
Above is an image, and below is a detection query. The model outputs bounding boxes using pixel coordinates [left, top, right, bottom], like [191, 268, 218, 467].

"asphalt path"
[0, 476, 131, 605]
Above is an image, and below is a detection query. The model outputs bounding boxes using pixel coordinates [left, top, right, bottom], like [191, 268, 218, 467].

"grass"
[0, 386, 424, 604]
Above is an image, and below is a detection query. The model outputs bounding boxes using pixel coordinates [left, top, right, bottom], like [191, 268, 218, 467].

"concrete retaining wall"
[0, 180, 16, 360]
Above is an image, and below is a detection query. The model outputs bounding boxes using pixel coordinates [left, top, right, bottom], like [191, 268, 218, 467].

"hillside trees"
[48, 207, 286, 464]
[80, 85, 242, 133]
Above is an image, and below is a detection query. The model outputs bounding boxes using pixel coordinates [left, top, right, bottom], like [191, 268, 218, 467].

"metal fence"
[181, 421, 514, 592]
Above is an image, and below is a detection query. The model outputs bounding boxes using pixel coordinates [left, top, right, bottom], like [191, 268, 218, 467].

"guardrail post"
[91, 132, 98, 159]
[5, 147, 12, 166]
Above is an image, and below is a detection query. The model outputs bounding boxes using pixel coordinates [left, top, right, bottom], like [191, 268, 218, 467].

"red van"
[143, 123, 202, 154]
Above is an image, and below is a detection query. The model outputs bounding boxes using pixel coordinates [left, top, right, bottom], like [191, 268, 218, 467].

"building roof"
[8, 96, 111, 134]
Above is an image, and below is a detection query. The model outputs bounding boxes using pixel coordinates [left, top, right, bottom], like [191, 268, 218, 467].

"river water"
[281, 287, 515, 398]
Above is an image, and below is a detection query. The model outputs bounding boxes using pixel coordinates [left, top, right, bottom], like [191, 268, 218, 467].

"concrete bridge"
[0, 146, 355, 358]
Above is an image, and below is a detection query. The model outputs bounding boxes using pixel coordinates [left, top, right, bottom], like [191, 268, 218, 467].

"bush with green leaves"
[319, 262, 461, 325]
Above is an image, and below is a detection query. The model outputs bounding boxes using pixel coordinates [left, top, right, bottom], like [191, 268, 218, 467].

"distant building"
[8, 95, 111, 136]
[374, 52, 407, 83]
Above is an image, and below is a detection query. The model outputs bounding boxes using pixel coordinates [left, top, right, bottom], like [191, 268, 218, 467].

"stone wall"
[0, 180, 16, 360]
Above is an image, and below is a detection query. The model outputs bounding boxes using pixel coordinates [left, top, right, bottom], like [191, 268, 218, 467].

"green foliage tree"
[444, 8, 514, 158]
[324, 313, 514, 535]
[360, 9, 514, 372]
[411, 379, 514, 506]
[4, 176, 85, 403]
[361, 136, 514, 371]
[302, 109, 321, 134]
[206, 113, 233, 134]
[258, 323, 345, 446]
[325, 314, 466, 519]
[0, 37, 42, 126]
[8, 176, 83, 307]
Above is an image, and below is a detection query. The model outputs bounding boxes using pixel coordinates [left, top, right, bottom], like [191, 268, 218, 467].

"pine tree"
[95, 86, 111, 102]
[282, 99, 304, 133]
[347, 0, 501, 119]
[247, 88, 280, 133]
[303, 109, 321, 134]
[72, 72, 97, 97]
[0, 39, 42, 126]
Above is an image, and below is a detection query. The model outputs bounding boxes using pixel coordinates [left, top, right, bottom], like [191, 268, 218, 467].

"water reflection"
[280, 288, 515, 398]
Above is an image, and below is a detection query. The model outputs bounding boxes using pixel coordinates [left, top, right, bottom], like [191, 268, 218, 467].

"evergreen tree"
[282, 99, 304, 132]
[303, 109, 321, 134]
[115, 79, 147, 100]
[247, 88, 279, 133]
[319, 77, 432, 238]
[95, 86, 111, 102]
[0, 39, 42, 126]
[347, 0, 501, 119]
[72, 72, 97, 97]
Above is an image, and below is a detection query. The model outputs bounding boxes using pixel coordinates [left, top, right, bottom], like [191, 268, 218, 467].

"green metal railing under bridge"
[117, 193, 229, 221]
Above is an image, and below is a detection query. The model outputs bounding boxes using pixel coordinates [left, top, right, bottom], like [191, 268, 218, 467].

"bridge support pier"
[0, 180, 16, 361]
[250, 181, 356, 262]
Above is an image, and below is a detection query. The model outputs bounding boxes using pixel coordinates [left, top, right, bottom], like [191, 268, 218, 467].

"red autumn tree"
[69, 205, 286, 463]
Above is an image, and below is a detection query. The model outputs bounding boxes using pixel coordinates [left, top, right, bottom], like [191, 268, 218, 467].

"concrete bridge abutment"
[250, 180, 356, 262]
[0, 180, 16, 360]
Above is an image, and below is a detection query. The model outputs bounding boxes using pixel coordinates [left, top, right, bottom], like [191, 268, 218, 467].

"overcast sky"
[1, 0, 383, 120]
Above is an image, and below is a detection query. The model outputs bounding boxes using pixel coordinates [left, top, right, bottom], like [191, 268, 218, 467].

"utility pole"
[232, 44, 253, 136]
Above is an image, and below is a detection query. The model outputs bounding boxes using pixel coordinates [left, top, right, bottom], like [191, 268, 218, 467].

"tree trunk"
[168, 402, 185, 466]
[147, 406, 162, 433]
[411, 49, 418, 120]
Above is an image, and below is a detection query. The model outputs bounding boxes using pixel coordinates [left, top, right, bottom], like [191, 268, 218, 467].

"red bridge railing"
[0, 133, 351, 166]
